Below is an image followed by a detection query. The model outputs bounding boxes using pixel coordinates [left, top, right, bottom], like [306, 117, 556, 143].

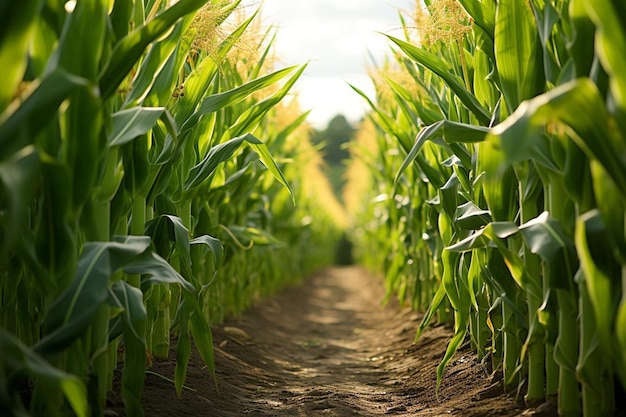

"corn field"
[0, 1, 342, 416]
[3, 0, 626, 416]
[346, 0, 626, 416]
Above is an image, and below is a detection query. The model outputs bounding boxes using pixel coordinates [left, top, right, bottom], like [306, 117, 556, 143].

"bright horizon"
[259, 0, 413, 129]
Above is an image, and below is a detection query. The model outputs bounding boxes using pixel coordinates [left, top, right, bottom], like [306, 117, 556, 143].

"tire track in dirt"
[108, 266, 555, 416]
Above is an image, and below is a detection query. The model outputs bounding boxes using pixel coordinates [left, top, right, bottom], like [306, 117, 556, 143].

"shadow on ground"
[108, 267, 557, 416]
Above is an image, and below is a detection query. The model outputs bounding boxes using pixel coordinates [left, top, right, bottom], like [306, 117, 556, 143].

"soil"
[107, 266, 558, 416]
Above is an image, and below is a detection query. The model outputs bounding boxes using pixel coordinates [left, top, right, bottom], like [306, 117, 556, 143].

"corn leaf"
[108, 281, 147, 343]
[0, 69, 89, 160]
[125, 251, 194, 293]
[0, 0, 41, 112]
[189, 305, 216, 386]
[120, 309, 147, 417]
[0, 147, 39, 264]
[145, 214, 193, 279]
[179, 65, 300, 137]
[394, 120, 489, 190]
[109, 107, 177, 147]
[0, 329, 87, 417]
[122, 20, 188, 108]
[190, 235, 224, 268]
[584, 0, 626, 113]
[457, 0, 496, 39]
[36, 237, 151, 355]
[386, 35, 491, 125]
[99, 0, 209, 98]
[575, 210, 620, 358]
[494, 0, 544, 111]
[174, 301, 192, 397]
[489, 78, 626, 194]
[454, 201, 492, 230]
[518, 212, 578, 291]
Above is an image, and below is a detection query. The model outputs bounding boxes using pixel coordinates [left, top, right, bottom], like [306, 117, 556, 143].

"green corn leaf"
[229, 64, 307, 136]
[184, 133, 293, 201]
[436, 312, 469, 391]
[126, 250, 195, 293]
[0, 147, 39, 265]
[99, 0, 209, 99]
[225, 226, 285, 248]
[0, 329, 88, 417]
[394, 120, 489, 190]
[575, 210, 620, 361]
[478, 140, 519, 222]
[189, 305, 216, 386]
[584, 0, 626, 113]
[439, 174, 460, 221]
[66, 84, 105, 210]
[448, 222, 542, 300]
[245, 134, 294, 202]
[108, 109, 147, 148]
[145, 214, 193, 279]
[454, 201, 492, 230]
[184, 136, 247, 191]
[108, 281, 147, 343]
[178, 65, 300, 137]
[414, 282, 447, 342]
[568, 0, 596, 78]
[457, 0, 496, 39]
[489, 78, 626, 194]
[109, 107, 177, 147]
[533, 1, 562, 86]
[473, 47, 498, 109]
[494, 0, 545, 111]
[518, 211, 579, 291]
[122, 19, 189, 108]
[53, 0, 107, 81]
[386, 35, 491, 125]
[190, 235, 224, 268]
[36, 236, 150, 355]
[109, 0, 134, 42]
[145, 26, 194, 108]
[0, 69, 89, 161]
[0, 0, 41, 113]
[588, 161, 626, 262]
[174, 301, 191, 397]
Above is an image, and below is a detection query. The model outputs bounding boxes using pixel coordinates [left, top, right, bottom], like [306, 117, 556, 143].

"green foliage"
[348, 0, 626, 414]
[0, 1, 341, 416]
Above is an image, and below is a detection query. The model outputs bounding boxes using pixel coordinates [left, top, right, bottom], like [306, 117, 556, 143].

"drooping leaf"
[37, 236, 151, 355]
[0, 329, 88, 417]
[0, 69, 89, 160]
[489, 78, 626, 194]
[394, 120, 489, 190]
[109, 107, 177, 147]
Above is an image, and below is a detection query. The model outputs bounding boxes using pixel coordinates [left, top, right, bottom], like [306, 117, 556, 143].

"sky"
[258, 0, 413, 129]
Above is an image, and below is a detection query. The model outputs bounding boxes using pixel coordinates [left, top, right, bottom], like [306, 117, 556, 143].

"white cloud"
[294, 74, 375, 129]
[258, 0, 411, 127]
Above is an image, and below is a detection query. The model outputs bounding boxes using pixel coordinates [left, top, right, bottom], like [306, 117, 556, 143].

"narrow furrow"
[116, 267, 528, 417]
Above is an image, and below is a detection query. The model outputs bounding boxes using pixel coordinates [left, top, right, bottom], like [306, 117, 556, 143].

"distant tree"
[311, 114, 355, 165]
[310, 114, 356, 202]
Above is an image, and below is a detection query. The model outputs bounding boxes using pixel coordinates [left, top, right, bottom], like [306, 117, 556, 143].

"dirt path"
[109, 267, 555, 416]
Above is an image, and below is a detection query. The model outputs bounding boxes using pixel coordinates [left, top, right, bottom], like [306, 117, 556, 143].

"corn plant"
[347, 0, 626, 415]
[0, 1, 340, 416]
